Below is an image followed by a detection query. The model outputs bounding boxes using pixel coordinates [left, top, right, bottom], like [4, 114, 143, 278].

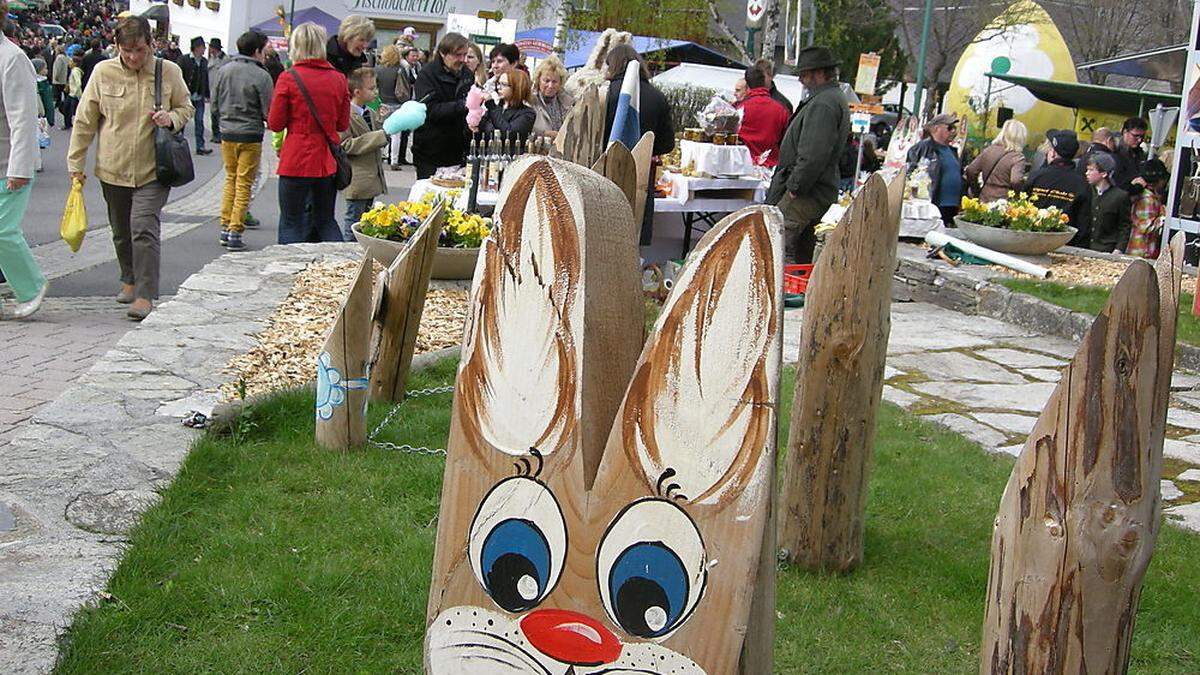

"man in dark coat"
[1111, 116, 1148, 196]
[766, 46, 849, 263]
[1024, 130, 1089, 244]
[411, 36, 472, 179]
[905, 113, 963, 225]
[179, 37, 213, 154]
[79, 39, 105, 89]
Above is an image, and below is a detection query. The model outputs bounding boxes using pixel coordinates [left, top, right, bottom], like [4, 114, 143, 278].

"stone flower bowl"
[351, 223, 480, 280]
[953, 217, 1077, 256]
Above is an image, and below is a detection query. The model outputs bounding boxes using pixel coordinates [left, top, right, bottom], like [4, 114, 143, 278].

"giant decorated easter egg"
[946, 0, 1077, 145]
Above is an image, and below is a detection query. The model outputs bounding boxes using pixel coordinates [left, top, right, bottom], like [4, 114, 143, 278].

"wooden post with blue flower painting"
[315, 258, 374, 450]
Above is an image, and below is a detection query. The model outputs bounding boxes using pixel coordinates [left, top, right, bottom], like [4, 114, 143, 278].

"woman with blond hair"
[465, 42, 486, 87]
[965, 119, 1028, 202]
[375, 44, 411, 167]
[531, 54, 573, 137]
[267, 22, 350, 243]
[328, 14, 375, 77]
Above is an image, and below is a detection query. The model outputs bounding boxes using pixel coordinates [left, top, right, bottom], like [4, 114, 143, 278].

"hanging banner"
[747, 0, 765, 29]
[855, 52, 881, 96]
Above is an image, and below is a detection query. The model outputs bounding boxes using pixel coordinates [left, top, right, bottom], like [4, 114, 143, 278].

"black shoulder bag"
[289, 67, 352, 190]
[154, 58, 195, 187]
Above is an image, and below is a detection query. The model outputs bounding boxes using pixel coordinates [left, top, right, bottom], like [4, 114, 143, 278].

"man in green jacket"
[766, 45, 850, 263]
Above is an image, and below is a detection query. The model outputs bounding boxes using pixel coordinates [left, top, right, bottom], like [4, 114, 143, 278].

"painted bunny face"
[426, 157, 781, 673]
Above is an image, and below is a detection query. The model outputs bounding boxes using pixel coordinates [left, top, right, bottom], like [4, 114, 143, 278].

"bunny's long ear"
[456, 158, 584, 460]
[606, 206, 782, 506]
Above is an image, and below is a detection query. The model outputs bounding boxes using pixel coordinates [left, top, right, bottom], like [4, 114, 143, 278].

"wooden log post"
[777, 173, 901, 571]
[315, 258, 375, 451]
[631, 131, 655, 225]
[979, 239, 1182, 674]
[368, 203, 446, 402]
[553, 83, 605, 167]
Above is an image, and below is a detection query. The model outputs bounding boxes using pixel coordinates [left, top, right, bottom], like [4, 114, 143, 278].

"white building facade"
[130, 0, 551, 54]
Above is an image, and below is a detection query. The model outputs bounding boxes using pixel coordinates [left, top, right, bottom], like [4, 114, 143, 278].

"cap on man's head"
[1049, 130, 1079, 159]
[927, 113, 958, 128]
[1088, 151, 1116, 175]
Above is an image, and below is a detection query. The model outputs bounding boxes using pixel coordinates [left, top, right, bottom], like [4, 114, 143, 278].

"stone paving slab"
[0, 243, 358, 671]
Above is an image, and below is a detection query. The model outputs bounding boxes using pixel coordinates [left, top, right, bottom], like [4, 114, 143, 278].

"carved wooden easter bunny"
[425, 156, 782, 673]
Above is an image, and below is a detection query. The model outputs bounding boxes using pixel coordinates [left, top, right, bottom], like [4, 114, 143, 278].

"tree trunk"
[758, 0, 780, 62]
[979, 237, 1183, 673]
[704, 0, 752, 63]
[777, 174, 900, 571]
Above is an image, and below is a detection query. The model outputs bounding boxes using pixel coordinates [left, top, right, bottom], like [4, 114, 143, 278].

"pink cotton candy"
[467, 86, 486, 127]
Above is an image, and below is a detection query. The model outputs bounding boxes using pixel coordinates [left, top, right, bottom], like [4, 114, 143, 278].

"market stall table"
[656, 172, 767, 256]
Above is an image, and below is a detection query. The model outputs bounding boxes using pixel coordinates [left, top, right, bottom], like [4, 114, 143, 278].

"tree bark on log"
[777, 174, 900, 571]
[979, 237, 1182, 674]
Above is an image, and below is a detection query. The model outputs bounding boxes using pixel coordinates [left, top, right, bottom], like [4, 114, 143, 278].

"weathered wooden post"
[980, 235, 1183, 674]
[553, 83, 606, 167]
[424, 152, 783, 672]
[777, 173, 902, 571]
[368, 202, 445, 402]
[591, 140, 639, 217]
[314, 258, 374, 450]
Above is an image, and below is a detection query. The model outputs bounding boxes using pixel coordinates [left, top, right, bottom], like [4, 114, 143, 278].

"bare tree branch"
[706, 0, 754, 62]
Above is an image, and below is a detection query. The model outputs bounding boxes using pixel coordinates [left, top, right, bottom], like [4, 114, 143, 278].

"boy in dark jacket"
[1082, 152, 1131, 253]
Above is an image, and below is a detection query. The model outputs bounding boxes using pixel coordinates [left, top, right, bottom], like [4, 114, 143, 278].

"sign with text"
[746, 0, 765, 28]
[446, 13, 517, 44]
[854, 52, 880, 95]
[850, 111, 871, 135]
[471, 33, 501, 46]
[343, 0, 450, 20]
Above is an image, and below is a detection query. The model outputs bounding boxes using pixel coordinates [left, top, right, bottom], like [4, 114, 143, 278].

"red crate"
[783, 264, 813, 294]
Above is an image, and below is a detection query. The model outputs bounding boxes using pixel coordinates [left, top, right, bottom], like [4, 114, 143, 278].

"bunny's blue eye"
[468, 476, 567, 614]
[480, 519, 552, 612]
[597, 498, 707, 640]
[608, 542, 689, 637]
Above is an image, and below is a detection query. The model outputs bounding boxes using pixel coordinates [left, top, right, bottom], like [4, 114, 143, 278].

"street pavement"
[2, 117, 421, 452]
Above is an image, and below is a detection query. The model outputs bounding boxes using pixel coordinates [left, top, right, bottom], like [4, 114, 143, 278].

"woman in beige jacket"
[67, 16, 194, 321]
[965, 119, 1028, 203]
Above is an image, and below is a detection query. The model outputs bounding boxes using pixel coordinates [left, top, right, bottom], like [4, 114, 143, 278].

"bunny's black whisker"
[666, 483, 682, 498]
[518, 457, 531, 477]
[673, 492, 689, 503]
[655, 468, 678, 497]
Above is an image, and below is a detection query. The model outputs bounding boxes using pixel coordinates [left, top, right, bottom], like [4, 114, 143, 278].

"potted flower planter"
[351, 223, 480, 279]
[953, 217, 1077, 256]
[431, 246, 480, 280]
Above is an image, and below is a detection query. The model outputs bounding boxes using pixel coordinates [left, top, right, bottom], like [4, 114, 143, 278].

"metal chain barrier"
[368, 385, 455, 455]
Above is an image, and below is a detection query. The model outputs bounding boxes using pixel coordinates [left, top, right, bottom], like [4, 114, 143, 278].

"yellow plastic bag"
[60, 178, 86, 253]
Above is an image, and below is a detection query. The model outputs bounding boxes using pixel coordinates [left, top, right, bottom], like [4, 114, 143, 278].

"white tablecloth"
[408, 179, 498, 209]
[657, 172, 766, 211]
[680, 140, 755, 178]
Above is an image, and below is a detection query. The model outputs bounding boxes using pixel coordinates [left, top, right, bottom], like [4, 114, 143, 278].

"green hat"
[796, 46, 838, 72]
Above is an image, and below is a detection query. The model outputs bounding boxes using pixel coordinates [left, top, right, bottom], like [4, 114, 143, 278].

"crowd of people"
[906, 114, 1167, 259]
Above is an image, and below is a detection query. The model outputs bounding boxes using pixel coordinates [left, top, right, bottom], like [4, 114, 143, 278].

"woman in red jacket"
[736, 66, 789, 168]
[267, 22, 351, 243]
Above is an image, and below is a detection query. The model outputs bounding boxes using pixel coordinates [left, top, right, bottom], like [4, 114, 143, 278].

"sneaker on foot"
[242, 212, 260, 228]
[2, 282, 46, 320]
[226, 232, 246, 251]
[219, 229, 230, 246]
[196, 147, 213, 156]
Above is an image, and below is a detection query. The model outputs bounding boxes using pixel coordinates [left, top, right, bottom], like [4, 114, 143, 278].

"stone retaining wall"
[891, 243, 1200, 372]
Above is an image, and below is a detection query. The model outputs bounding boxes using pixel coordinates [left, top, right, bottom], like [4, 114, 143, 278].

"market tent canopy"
[1078, 44, 1187, 85]
[987, 72, 1179, 116]
[653, 63, 807, 106]
[514, 27, 742, 70]
[251, 7, 341, 38]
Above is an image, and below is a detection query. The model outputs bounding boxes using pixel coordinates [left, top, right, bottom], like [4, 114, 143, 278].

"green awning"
[986, 72, 1178, 114]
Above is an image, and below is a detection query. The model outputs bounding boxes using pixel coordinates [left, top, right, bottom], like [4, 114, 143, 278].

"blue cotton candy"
[384, 101, 427, 135]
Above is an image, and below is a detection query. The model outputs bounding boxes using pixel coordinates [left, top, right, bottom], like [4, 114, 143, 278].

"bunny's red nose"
[520, 608, 622, 666]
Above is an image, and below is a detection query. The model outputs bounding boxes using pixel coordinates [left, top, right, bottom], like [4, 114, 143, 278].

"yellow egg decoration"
[946, 0, 1077, 145]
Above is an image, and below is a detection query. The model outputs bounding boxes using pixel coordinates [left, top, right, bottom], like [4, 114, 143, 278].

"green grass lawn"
[56, 360, 1200, 673]
[1000, 278, 1200, 347]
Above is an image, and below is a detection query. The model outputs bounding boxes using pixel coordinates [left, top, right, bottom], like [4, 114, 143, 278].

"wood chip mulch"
[220, 260, 468, 400]
[990, 253, 1137, 287]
